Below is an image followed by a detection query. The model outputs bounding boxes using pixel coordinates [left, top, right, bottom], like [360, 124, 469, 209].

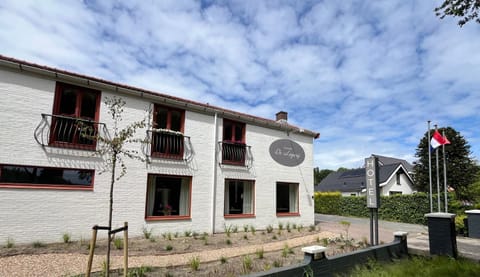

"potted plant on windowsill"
[163, 204, 173, 216]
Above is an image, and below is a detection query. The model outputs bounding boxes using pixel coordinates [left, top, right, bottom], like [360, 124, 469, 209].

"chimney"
[276, 111, 288, 122]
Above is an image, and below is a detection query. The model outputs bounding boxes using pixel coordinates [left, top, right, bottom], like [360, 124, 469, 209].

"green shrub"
[273, 259, 283, 267]
[5, 237, 14, 248]
[32, 241, 45, 248]
[266, 225, 274, 233]
[127, 265, 152, 277]
[455, 214, 467, 234]
[220, 256, 228, 264]
[62, 233, 71, 244]
[242, 255, 253, 274]
[189, 256, 200, 271]
[314, 191, 342, 214]
[255, 248, 264, 259]
[315, 192, 436, 225]
[142, 226, 152, 239]
[113, 237, 123, 249]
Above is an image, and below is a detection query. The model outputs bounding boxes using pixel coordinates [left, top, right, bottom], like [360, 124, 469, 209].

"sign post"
[365, 156, 380, 245]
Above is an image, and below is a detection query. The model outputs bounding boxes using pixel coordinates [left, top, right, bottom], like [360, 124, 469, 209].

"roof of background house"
[315, 163, 408, 193]
[372, 154, 413, 172]
[0, 55, 319, 139]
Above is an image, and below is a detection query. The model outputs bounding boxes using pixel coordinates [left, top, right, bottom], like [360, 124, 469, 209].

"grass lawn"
[350, 256, 480, 277]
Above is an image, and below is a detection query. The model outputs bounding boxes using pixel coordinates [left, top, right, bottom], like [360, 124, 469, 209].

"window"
[389, 191, 402, 196]
[145, 174, 191, 219]
[0, 164, 94, 190]
[50, 82, 101, 149]
[396, 173, 401, 185]
[276, 182, 299, 215]
[222, 119, 246, 165]
[151, 105, 185, 158]
[224, 179, 254, 217]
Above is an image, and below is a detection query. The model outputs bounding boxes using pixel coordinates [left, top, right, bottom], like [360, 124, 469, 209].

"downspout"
[211, 112, 219, 234]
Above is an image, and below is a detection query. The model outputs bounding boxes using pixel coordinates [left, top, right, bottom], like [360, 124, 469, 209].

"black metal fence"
[243, 232, 409, 277]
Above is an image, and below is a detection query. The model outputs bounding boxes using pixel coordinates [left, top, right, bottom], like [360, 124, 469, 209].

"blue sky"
[1, 0, 479, 169]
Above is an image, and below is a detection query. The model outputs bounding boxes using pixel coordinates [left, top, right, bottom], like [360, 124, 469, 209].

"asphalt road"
[315, 213, 428, 243]
[315, 213, 480, 261]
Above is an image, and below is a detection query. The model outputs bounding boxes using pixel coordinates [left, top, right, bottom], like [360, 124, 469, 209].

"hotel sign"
[365, 157, 380, 208]
[269, 139, 305, 167]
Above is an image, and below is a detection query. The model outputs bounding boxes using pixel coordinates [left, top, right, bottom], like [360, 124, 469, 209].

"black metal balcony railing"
[219, 141, 252, 167]
[143, 129, 193, 161]
[34, 114, 108, 150]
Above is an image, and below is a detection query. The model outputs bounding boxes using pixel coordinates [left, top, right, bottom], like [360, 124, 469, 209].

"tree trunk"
[106, 153, 117, 277]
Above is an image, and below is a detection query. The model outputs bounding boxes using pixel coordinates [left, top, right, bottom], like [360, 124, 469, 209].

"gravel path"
[0, 231, 336, 277]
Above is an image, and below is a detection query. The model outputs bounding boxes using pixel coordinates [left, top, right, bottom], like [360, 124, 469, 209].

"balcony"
[34, 114, 108, 150]
[143, 129, 193, 161]
[219, 141, 252, 167]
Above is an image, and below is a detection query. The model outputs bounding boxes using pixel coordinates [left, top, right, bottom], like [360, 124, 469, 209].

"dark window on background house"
[222, 119, 246, 165]
[145, 174, 191, 219]
[0, 164, 94, 189]
[224, 179, 254, 216]
[50, 82, 101, 148]
[151, 105, 185, 158]
[276, 182, 299, 215]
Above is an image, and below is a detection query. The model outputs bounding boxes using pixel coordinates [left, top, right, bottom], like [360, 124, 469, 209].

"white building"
[315, 156, 415, 197]
[0, 55, 319, 244]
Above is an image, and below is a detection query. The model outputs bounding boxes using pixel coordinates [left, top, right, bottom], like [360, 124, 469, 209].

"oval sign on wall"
[269, 139, 305, 167]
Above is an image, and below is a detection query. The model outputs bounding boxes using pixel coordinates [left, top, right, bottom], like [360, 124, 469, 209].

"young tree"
[413, 126, 478, 200]
[83, 96, 146, 276]
[435, 0, 480, 27]
[314, 168, 334, 184]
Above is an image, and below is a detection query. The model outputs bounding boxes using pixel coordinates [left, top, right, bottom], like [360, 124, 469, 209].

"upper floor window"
[50, 82, 101, 149]
[0, 164, 94, 190]
[151, 105, 185, 158]
[222, 119, 246, 165]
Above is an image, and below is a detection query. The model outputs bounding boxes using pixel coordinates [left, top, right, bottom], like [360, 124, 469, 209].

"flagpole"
[427, 121, 433, 213]
[443, 130, 448, 213]
[435, 125, 441, 212]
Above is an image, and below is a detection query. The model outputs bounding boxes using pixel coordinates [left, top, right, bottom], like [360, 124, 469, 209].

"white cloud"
[0, 0, 479, 169]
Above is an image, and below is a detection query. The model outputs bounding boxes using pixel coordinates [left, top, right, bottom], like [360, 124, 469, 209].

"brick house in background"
[0, 55, 319, 243]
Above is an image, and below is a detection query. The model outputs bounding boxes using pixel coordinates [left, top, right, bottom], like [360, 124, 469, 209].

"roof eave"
[0, 55, 320, 139]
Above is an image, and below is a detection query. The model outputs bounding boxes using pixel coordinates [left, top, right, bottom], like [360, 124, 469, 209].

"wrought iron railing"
[219, 141, 252, 167]
[34, 113, 108, 150]
[143, 129, 193, 161]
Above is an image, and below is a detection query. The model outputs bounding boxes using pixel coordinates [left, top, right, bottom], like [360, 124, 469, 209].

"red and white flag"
[431, 130, 450, 149]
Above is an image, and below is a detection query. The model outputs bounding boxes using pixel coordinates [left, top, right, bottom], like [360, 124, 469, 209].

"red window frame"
[50, 82, 101, 150]
[151, 105, 185, 159]
[224, 179, 256, 218]
[276, 182, 300, 217]
[0, 163, 94, 191]
[222, 119, 246, 165]
[144, 174, 192, 221]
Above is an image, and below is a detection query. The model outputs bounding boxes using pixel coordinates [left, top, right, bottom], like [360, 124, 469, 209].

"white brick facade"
[0, 60, 318, 244]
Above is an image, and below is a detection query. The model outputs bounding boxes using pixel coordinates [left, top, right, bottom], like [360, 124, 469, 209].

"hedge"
[314, 192, 437, 225]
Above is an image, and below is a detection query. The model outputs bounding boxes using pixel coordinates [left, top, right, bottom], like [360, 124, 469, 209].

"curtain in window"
[243, 182, 253, 214]
[147, 175, 156, 216]
[224, 182, 230, 214]
[179, 178, 189, 216]
[289, 184, 298, 213]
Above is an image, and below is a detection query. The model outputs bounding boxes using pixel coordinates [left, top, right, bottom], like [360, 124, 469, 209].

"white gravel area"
[0, 231, 336, 276]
